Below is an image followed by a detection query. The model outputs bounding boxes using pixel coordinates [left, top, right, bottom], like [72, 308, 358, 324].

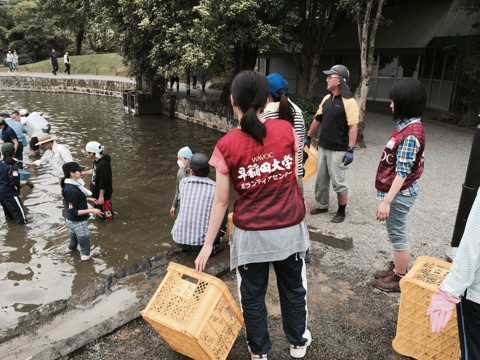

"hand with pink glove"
[427, 288, 461, 333]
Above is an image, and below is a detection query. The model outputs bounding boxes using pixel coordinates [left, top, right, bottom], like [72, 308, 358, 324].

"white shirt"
[6, 53, 13, 62]
[441, 194, 480, 304]
[64, 54, 69, 64]
[23, 112, 49, 137]
[33, 142, 73, 177]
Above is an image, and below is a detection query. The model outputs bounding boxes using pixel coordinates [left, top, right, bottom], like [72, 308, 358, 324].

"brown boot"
[370, 272, 401, 292]
[372, 261, 395, 279]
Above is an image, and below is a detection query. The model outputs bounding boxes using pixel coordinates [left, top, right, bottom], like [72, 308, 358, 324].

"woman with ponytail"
[0, 143, 27, 224]
[195, 71, 311, 359]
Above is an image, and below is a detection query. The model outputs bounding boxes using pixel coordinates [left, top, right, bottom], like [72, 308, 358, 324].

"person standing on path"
[195, 71, 311, 359]
[63, 51, 71, 75]
[62, 161, 102, 261]
[12, 50, 19, 72]
[6, 51, 13, 72]
[428, 193, 480, 359]
[49, 48, 59, 76]
[169, 146, 192, 217]
[370, 78, 426, 292]
[83, 141, 114, 222]
[25, 133, 73, 178]
[305, 64, 359, 223]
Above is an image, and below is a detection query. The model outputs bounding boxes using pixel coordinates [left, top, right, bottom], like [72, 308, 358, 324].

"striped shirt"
[262, 99, 306, 177]
[171, 176, 216, 246]
[377, 117, 422, 200]
[441, 194, 480, 304]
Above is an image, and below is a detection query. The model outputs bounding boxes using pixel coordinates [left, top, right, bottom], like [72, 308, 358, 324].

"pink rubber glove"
[427, 288, 461, 333]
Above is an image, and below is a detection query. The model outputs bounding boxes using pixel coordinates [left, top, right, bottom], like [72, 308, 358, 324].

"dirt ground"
[71, 242, 408, 360]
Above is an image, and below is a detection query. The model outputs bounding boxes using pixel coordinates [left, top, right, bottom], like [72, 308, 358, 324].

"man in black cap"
[305, 64, 359, 223]
[0, 116, 22, 166]
[171, 153, 226, 254]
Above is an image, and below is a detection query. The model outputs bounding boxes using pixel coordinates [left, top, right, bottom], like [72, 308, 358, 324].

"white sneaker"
[64, 247, 74, 254]
[80, 254, 91, 261]
[290, 329, 312, 358]
[251, 354, 268, 360]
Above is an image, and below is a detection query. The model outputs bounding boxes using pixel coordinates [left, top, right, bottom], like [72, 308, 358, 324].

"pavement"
[0, 73, 477, 359]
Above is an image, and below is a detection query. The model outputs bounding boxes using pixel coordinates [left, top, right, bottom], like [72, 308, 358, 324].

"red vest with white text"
[216, 119, 305, 230]
[375, 121, 425, 193]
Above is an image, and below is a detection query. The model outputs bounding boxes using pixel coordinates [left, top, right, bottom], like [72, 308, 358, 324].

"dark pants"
[52, 63, 59, 75]
[14, 144, 23, 169]
[0, 195, 27, 225]
[236, 253, 308, 355]
[64, 63, 71, 75]
[457, 296, 480, 360]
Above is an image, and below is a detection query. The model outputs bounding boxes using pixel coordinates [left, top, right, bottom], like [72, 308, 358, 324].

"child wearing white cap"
[169, 146, 193, 217]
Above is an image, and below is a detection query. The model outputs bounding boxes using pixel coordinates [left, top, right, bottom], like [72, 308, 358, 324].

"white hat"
[35, 133, 55, 145]
[19, 109, 28, 116]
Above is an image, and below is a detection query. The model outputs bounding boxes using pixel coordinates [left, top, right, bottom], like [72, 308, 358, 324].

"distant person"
[12, 50, 19, 72]
[169, 75, 180, 91]
[6, 111, 28, 167]
[63, 51, 71, 75]
[6, 51, 13, 72]
[171, 153, 226, 253]
[83, 141, 114, 222]
[370, 79, 426, 293]
[25, 133, 73, 178]
[61, 161, 102, 261]
[428, 193, 480, 359]
[305, 64, 359, 223]
[20, 110, 51, 156]
[49, 48, 59, 76]
[0, 143, 27, 225]
[169, 146, 192, 217]
[0, 117, 22, 166]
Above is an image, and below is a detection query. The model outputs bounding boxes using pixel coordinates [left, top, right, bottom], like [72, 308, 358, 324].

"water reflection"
[0, 91, 223, 326]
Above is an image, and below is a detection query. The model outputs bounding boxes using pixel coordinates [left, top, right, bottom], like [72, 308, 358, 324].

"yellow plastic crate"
[141, 262, 244, 360]
[392, 256, 460, 360]
[227, 212, 234, 237]
[303, 146, 318, 182]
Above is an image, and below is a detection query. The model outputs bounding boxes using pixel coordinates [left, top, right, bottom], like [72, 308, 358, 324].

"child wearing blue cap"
[170, 146, 193, 217]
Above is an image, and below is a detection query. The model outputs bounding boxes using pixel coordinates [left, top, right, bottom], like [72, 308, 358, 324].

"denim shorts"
[385, 193, 417, 252]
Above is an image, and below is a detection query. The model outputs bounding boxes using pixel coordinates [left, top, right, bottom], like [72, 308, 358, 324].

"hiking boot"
[290, 329, 312, 358]
[80, 254, 91, 261]
[372, 261, 395, 279]
[370, 273, 401, 292]
[310, 208, 328, 215]
[331, 213, 345, 223]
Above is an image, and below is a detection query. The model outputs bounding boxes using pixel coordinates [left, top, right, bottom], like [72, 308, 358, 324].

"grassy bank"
[1, 53, 127, 76]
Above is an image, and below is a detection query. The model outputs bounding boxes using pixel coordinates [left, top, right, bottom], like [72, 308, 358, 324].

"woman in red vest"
[195, 71, 311, 359]
[370, 79, 426, 293]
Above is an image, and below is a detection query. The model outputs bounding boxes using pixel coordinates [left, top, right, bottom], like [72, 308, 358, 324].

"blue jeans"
[66, 219, 90, 255]
[385, 193, 417, 251]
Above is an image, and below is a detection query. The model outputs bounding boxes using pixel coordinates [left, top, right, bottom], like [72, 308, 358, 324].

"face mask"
[177, 160, 185, 169]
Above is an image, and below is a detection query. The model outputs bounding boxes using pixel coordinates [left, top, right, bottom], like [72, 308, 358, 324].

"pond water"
[0, 91, 223, 327]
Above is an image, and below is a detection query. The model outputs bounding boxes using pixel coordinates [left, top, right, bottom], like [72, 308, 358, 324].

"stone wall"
[0, 75, 135, 98]
[163, 94, 237, 133]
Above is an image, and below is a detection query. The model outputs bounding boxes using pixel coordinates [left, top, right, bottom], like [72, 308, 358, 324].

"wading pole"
[451, 124, 480, 247]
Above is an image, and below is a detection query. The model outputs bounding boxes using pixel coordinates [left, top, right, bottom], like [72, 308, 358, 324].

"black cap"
[62, 162, 85, 177]
[189, 153, 210, 177]
[323, 64, 350, 81]
[0, 111, 10, 118]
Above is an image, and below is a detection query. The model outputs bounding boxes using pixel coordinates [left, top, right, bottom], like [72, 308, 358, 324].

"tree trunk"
[299, 51, 320, 100]
[75, 26, 84, 55]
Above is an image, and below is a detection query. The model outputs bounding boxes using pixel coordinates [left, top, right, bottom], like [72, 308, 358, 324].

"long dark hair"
[389, 79, 426, 119]
[231, 70, 269, 144]
[277, 93, 295, 126]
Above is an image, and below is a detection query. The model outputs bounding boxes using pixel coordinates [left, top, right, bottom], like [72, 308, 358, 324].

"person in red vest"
[370, 79, 426, 292]
[195, 70, 311, 359]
